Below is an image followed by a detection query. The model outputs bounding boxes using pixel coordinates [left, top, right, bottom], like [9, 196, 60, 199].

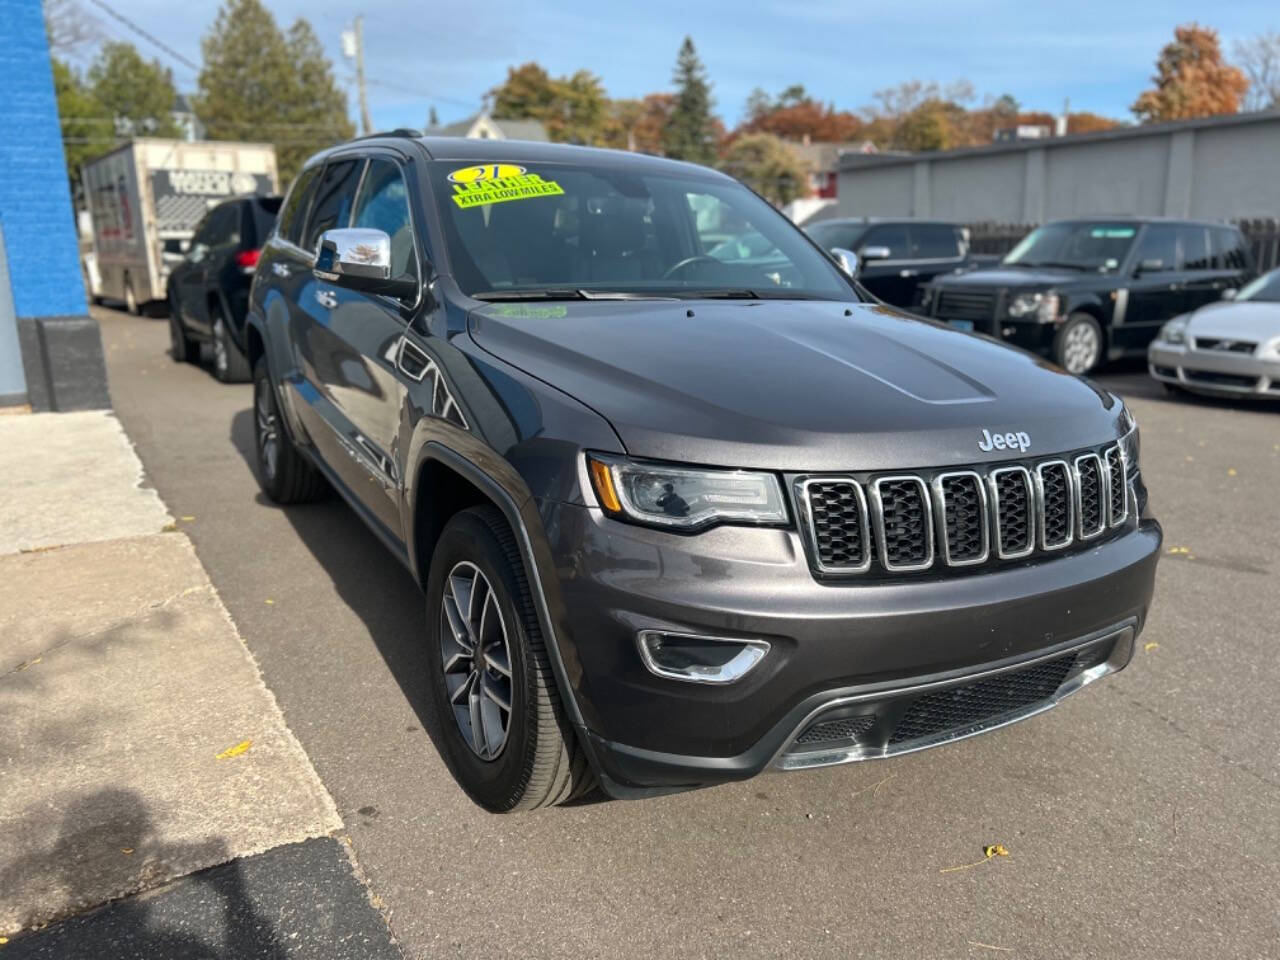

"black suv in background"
[168, 194, 282, 382]
[922, 218, 1255, 374]
[805, 218, 981, 308]
[245, 135, 1159, 812]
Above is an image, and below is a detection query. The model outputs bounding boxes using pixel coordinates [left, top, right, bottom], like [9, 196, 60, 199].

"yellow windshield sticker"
[448, 164, 564, 209]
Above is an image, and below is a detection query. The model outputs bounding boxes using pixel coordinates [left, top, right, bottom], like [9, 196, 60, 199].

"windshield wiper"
[679, 288, 760, 300]
[1014, 261, 1088, 271]
[472, 289, 587, 302]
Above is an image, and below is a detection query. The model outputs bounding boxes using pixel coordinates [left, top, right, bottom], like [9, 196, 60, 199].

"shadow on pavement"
[1, 789, 287, 959]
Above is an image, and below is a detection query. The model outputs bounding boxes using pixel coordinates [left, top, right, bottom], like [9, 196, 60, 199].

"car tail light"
[236, 249, 261, 270]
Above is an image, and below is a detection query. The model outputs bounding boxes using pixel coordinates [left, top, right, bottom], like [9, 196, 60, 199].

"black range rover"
[922, 218, 1255, 374]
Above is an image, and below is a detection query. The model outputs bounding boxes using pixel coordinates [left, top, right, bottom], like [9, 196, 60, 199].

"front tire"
[213, 308, 252, 383]
[252, 356, 325, 504]
[170, 296, 197, 364]
[1053, 313, 1104, 375]
[425, 506, 594, 812]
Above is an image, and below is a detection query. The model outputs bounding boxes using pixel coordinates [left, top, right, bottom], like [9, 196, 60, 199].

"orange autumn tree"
[1132, 24, 1248, 122]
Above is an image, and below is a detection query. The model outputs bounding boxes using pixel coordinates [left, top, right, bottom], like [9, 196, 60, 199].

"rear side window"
[352, 160, 417, 280]
[278, 167, 320, 247]
[860, 224, 908, 258]
[909, 224, 962, 259]
[204, 204, 240, 247]
[302, 159, 364, 254]
[1211, 227, 1250, 271]
[1132, 225, 1179, 272]
[1179, 226, 1211, 270]
[247, 196, 282, 246]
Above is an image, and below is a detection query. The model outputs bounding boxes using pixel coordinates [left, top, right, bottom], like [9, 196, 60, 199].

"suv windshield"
[1003, 222, 1138, 272]
[430, 161, 851, 300]
[1235, 268, 1280, 303]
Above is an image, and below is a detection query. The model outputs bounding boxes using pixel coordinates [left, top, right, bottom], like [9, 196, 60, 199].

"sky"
[70, 0, 1278, 132]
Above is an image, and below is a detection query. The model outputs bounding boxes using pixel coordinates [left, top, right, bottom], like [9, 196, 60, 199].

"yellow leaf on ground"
[180, 515, 196, 521]
[1145, 641, 1159, 652]
[941, 843, 1011, 874]
[216, 739, 252, 760]
[264, 598, 275, 605]
[1227, 468, 1237, 477]
[1167, 546, 1190, 555]
[121, 847, 134, 855]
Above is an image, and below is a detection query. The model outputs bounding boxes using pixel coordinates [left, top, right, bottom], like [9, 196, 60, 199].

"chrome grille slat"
[1035, 460, 1074, 551]
[932, 471, 989, 566]
[871, 476, 934, 572]
[797, 477, 872, 574]
[1104, 445, 1127, 527]
[1073, 454, 1107, 540]
[989, 466, 1035, 559]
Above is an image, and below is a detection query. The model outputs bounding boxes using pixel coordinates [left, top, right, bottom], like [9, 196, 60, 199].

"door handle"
[315, 289, 337, 309]
[272, 262, 291, 278]
[899, 269, 918, 278]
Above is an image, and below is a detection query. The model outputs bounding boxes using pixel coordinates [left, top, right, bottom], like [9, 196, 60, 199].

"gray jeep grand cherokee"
[245, 134, 1160, 812]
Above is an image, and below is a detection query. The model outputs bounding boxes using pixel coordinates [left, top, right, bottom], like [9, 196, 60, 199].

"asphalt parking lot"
[96, 305, 1280, 959]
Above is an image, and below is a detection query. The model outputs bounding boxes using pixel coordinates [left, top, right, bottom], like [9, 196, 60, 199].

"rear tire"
[252, 356, 326, 504]
[425, 506, 595, 812]
[1053, 313, 1104, 375]
[169, 299, 197, 364]
[213, 308, 252, 383]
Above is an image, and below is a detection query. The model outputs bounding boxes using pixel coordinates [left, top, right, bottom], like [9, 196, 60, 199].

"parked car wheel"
[252, 356, 326, 504]
[213, 308, 252, 384]
[1053, 313, 1103, 375]
[169, 299, 197, 364]
[425, 506, 594, 812]
[124, 277, 140, 316]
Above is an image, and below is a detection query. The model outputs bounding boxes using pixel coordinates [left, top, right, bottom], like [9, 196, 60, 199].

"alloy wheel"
[439, 561, 514, 760]
[1062, 322, 1100, 374]
[254, 377, 279, 481]
[214, 317, 228, 376]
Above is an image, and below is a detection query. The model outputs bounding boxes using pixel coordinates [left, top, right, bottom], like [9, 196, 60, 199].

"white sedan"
[1149, 267, 1280, 399]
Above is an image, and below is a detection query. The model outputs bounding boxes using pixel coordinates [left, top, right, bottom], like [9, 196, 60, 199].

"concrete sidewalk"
[0, 412, 342, 938]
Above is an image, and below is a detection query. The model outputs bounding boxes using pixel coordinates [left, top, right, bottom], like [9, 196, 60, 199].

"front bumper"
[1149, 340, 1280, 397]
[539, 497, 1161, 796]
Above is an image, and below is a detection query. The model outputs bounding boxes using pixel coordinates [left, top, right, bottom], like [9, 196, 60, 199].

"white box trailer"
[81, 139, 278, 313]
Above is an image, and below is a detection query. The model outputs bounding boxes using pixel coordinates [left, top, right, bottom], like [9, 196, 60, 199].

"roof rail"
[351, 128, 422, 142]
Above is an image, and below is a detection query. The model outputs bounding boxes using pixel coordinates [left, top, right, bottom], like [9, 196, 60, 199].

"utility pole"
[342, 16, 373, 136]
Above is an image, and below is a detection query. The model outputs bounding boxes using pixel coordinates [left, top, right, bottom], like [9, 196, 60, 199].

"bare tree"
[1234, 31, 1280, 111]
[42, 0, 102, 55]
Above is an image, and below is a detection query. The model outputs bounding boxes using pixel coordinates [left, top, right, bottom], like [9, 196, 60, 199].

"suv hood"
[934, 265, 1095, 289]
[469, 300, 1121, 471]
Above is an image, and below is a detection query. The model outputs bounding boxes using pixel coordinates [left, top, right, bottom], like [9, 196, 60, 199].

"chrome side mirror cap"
[313, 228, 417, 298]
[860, 245, 892, 261]
[1221, 287, 1237, 301]
[831, 246, 860, 278]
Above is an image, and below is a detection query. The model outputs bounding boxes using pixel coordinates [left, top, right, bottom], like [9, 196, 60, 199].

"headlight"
[1117, 403, 1140, 477]
[587, 454, 788, 531]
[1158, 315, 1189, 345]
[1007, 292, 1059, 323]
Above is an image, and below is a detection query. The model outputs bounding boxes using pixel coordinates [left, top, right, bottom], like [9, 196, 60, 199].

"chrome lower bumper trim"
[772, 621, 1136, 772]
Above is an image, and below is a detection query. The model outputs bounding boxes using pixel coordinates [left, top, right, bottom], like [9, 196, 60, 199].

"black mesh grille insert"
[794, 715, 876, 745]
[877, 479, 929, 568]
[1077, 457, 1104, 534]
[807, 481, 867, 569]
[940, 474, 985, 562]
[993, 471, 1032, 555]
[1105, 448, 1125, 525]
[889, 651, 1078, 744]
[937, 290, 996, 322]
[1039, 463, 1072, 547]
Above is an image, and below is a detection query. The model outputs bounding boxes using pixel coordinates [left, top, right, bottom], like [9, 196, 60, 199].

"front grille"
[794, 715, 876, 745]
[1183, 369, 1259, 389]
[889, 649, 1082, 744]
[797, 443, 1126, 577]
[1193, 337, 1256, 354]
[1036, 461, 1073, 549]
[804, 480, 869, 572]
[1104, 448, 1126, 526]
[936, 472, 987, 564]
[936, 290, 997, 322]
[1074, 455, 1105, 538]
[874, 477, 931, 570]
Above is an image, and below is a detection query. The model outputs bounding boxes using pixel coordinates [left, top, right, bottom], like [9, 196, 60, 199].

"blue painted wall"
[0, 0, 88, 320]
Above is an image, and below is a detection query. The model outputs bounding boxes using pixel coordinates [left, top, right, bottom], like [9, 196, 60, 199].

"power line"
[83, 0, 200, 73]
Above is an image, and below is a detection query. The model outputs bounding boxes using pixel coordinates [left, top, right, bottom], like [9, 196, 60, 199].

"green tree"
[663, 37, 717, 164]
[196, 0, 352, 182]
[719, 133, 808, 205]
[893, 100, 958, 151]
[51, 58, 105, 197]
[87, 42, 180, 138]
[490, 62, 610, 144]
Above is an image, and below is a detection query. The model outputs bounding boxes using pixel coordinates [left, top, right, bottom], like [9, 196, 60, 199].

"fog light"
[637, 630, 769, 685]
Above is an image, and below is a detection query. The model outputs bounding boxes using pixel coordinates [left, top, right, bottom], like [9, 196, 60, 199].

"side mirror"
[831, 246, 860, 278]
[860, 245, 892, 261]
[1136, 258, 1163, 275]
[313, 228, 417, 299]
[1221, 288, 1237, 301]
